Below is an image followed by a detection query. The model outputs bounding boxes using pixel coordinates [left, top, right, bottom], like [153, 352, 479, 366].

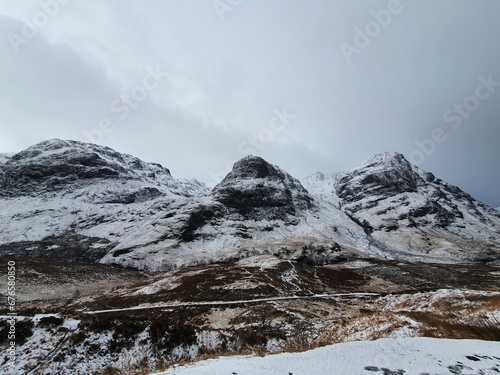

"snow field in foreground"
[156, 337, 500, 375]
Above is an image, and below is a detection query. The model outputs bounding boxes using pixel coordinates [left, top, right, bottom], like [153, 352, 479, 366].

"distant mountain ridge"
[0, 139, 499, 270]
[0, 139, 207, 198]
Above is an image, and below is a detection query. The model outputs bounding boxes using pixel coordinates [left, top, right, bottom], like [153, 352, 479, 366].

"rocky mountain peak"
[211, 155, 315, 220]
[356, 152, 420, 181]
[302, 152, 500, 263]
[335, 152, 422, 203]
[0, 139, 208, 198]
[219, 155, 285, 182]
[10, 139, 80, 160]
[360, 151, 406, 166]
[9, 138, 172, 176]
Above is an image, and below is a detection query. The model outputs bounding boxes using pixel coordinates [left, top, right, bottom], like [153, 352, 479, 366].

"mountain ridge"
[1, 139, 499, 270]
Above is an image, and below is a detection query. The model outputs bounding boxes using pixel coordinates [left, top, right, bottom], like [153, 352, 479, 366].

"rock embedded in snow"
[335, 152, 422, 202]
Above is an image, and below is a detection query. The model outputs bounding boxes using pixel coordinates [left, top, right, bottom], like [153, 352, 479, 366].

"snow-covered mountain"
[0, 139, 207, 198]
[0, 139, 208, 265]
[303, 152, 500, 263]
[1, 140, 499, 270]
[212, 155, 315, 221]
[100, 154, 369, 270]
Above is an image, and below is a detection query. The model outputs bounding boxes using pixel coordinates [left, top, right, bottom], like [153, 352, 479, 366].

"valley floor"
[1, 256, 500, 374]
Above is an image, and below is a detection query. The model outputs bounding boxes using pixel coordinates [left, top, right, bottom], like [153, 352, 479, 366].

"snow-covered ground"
[156, 337, 500, 375]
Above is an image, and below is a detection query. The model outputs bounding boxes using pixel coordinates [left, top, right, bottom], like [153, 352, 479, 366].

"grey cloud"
[0, 1, 499, 207]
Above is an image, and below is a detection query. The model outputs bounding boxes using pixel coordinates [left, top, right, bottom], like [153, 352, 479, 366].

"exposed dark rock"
[179, 202, 227, 242]
[0, 139, 176, 197]
[103, 187, 163, 204]
[336, 153, 421, 203]
[0, 234, 114, 263]
[212, 156, 315, 221]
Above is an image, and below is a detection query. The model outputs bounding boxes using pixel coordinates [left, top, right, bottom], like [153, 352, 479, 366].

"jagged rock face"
[335, 152, 422, 203]
[311, 152, 500, 263]
[0, 139, 207, 199]
[0, 139, 171, 196]
[333, 152, 498, 228]
[212, 156, 315, 220]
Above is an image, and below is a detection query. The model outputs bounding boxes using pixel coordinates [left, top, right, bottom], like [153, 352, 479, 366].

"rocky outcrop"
[335, 152, 422, 203]
[212, 156, 315, 221]
[0, 139, 207, 198]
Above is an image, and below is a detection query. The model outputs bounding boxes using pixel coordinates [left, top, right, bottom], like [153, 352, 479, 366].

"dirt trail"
[83, 292, 380, 314]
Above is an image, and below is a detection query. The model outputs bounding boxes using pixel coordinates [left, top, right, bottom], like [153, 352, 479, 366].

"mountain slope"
[0, 139, 208, 265]
[303, 152, 500, 263]
[0, 141, 499, 270]
[0, 139, 206, 198]
[101, 155, 364, 270]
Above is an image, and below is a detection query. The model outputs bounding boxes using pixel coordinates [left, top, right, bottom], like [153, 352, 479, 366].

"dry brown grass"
[404, 312, 500, 341]
[99, 355, 171, 375]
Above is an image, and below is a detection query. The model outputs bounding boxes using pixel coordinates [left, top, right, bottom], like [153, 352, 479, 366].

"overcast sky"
[0, 0, 499, 207]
